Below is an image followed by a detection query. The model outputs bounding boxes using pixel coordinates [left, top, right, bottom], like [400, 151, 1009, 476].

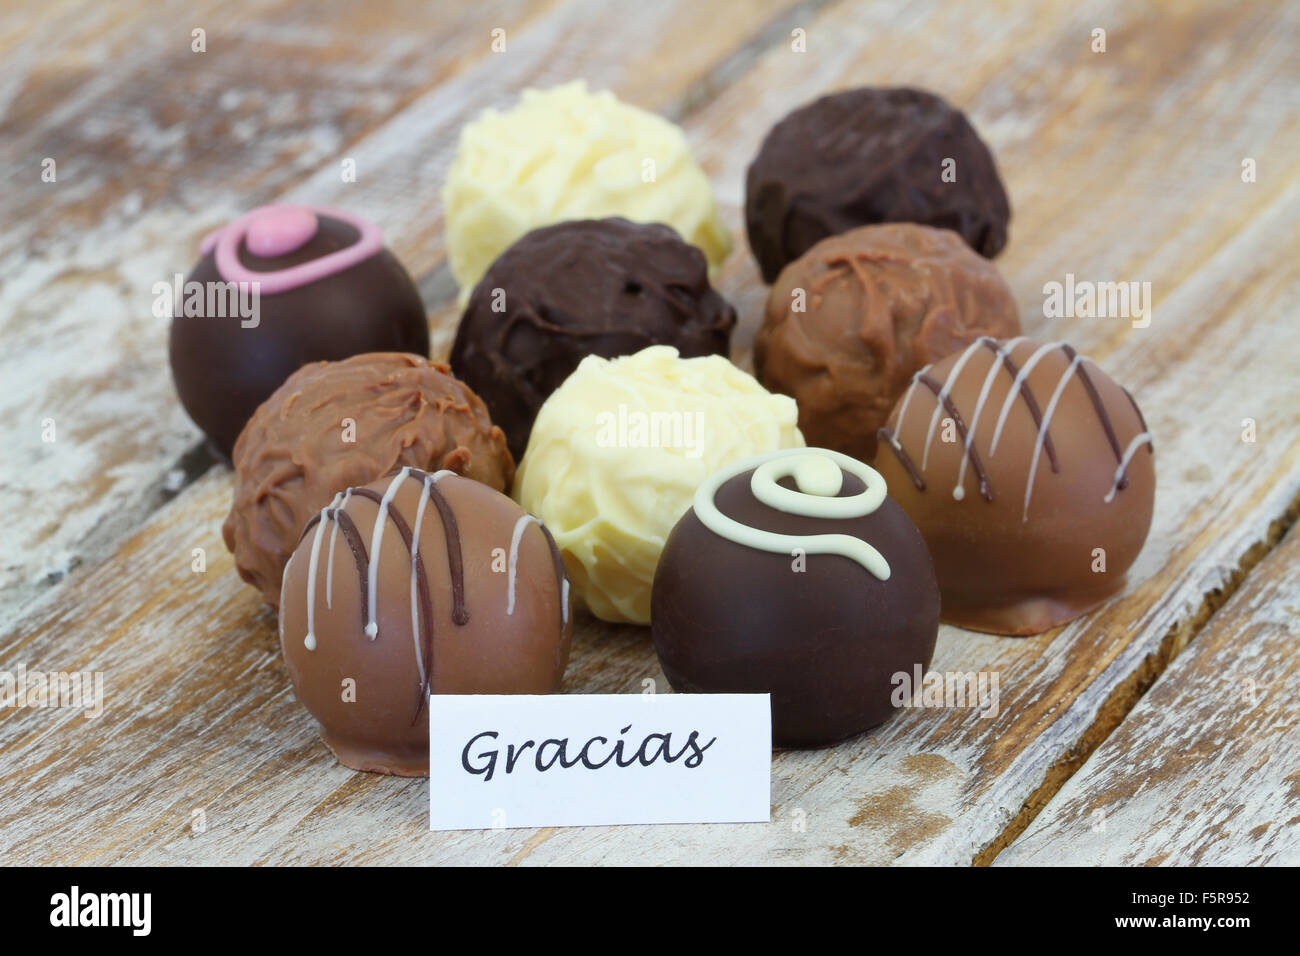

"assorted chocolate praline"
[873, 337, 1155, 635]
[651, 448, 939, 747]
[223, 352, 514, 609]
[450, 218, 736, 460]
[169, 204, 429, 459]
[754, 223, 1021, 461]
[745, 87, 1011, 282]
[278, 468, 572, 776]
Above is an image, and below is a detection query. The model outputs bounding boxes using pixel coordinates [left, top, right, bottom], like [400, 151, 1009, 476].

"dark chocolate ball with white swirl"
[450, 218, 736, 460]
[279, 468, 572, 776]
[651, 448, 939, 748]
[169, 204, 429, 459]
[873, 337, 1156, 635]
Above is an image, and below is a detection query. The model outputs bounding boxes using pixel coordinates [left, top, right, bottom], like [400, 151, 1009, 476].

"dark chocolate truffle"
[449, 218, 736, 460]
[651, 448, 939, 748]
[754, 223, 1021, 462]
[745, 87, 1011, 282]
[169, 204, 429, 459]
[223, 352, 513, 609]
[873, 337, 1156, 635]
[279, 468, 572, 776]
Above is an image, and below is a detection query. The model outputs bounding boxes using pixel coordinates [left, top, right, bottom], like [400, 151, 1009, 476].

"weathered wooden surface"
[995, 525, 1300, 867]
[1, 0, 1298, 865]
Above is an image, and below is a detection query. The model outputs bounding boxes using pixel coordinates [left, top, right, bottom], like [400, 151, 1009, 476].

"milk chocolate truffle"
[746, 87, 1011, 282]
[223, 353, 513, 609]
[651, 448, 939, 747]
[279, 468, 572, 776]
[169, 204, 429, 459]
[873, 337, 1156, 635]
[754, 223, 1021, 461]
[450, 218, 737, 460]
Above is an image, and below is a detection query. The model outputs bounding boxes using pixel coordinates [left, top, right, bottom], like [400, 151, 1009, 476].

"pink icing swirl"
[197, 204, 384, 294]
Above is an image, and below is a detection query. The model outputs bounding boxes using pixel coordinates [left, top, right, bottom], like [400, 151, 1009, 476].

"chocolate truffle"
[745, 87, 1011, 282]
[223, 353, 513, 609]
[279, 468, 572, 776]
[651, 448, 939, 748]
[754, 223, 1021, 461]
[169, 204, 429, 459]
[443, 81, 731, 298]
[515, 345, 804, 625]
[873, 337, 1156, 635]
[450, 218, 737, 459]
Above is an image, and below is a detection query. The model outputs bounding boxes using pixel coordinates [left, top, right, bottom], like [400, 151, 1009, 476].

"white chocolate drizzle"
[919, 339, 987, 472]
[365, 467, 411, 639]
[303, 504, 332, 651]
[954, 336, 1027, 500]
[1105, 433, 1154, 502]
[694, 447, 892, 581]
[406, 473, 435, 686]
[1022, 350, 1082, 520]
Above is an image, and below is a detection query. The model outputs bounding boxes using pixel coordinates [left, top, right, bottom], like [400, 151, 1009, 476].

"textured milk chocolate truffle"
[223, 353, 513, 609]
[745, 87, 1011, 282]
[873, 337, 1156, 635]
[280, 469, 572, 775]
[754, 223, 1021, 461]
[169, 204, 429, 459]
[652, 448, 939, 747]
[450, 218, 736, 460]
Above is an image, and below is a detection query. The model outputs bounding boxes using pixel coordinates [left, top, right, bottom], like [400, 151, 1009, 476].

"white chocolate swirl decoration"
[693, 448, 892, 580]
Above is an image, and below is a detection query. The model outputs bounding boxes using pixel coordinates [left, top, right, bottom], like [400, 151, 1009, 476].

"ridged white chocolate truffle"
[443, 82, 731, 298]
[514, 345, 804, 624]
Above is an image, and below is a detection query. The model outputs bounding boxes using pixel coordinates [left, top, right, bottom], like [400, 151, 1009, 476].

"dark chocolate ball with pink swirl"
[168, 204, 429, 459]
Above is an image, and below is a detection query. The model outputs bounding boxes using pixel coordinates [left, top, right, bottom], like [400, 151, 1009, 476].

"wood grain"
[994, 524, 1300, 866]
[1, 0, 1298, 865]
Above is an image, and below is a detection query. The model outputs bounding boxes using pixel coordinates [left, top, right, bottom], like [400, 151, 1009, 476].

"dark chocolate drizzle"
[536, 520, 571, 634]
[350, 486, 438, 721]
[917, 373, 994, 502]
[877, 426, 927, 492]
[981, 339, 1058, 474]
[1062, 344, 1128, 490]
[1121, 386, 1154, 453]
[297, 508, 373, 627]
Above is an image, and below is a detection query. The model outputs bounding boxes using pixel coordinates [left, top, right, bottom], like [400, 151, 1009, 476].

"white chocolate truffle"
[443, 82, 731, 299]
[514, 345, 803, 624]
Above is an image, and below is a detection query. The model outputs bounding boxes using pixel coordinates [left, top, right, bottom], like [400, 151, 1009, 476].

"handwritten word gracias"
[462, 723, 717, 781]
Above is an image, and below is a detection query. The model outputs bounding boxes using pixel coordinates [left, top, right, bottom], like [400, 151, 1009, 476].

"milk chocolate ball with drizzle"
[279, 468, 572, 776]
[651, 448, 939, 748]
[169, 204, 429, 459]
[873, 337, 1156, 635]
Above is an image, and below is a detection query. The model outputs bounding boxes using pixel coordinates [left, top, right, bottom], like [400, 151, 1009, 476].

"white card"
[428, 693, 771, 831]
